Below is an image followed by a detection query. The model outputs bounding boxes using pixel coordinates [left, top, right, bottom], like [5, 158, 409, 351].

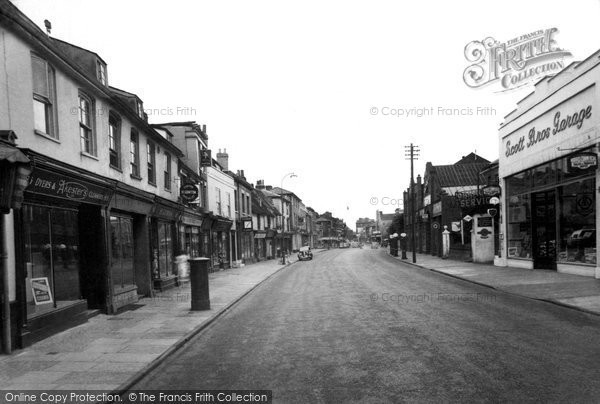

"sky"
[11, 0, 600, 228]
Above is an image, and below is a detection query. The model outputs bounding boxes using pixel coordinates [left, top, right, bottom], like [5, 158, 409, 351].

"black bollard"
[189, 257, 211, 310]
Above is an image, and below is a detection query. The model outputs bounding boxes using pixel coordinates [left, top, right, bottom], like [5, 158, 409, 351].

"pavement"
[391, 250, 600, 316]
[0, 251, 325, 392]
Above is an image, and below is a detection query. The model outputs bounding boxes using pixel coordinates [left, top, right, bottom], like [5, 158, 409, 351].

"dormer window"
[96, 60, 107, 86]
[136, 101, 144, 119]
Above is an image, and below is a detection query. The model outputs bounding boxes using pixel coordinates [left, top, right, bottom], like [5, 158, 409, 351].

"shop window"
[507, 194, 532, 259]
[532, 161, 557, 190]
[110, 216, 135, 291]
[506, 171, 531, 196]
[23, 205, 81, 318]
[558, 178, 596, 265]
[154, 221, 174, 278]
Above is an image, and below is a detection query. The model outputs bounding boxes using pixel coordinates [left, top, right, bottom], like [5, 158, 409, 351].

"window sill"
[34, 130, 60, 143]
[81, 151, 99, 161]
[148, 181, 157, 187]
[164, 188, 172, 193]
[130, 174, 143, 181]
[110, 165, 123, 173]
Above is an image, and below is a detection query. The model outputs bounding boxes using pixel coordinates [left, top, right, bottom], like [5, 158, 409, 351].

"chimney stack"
[256, 180, 265, 190]
[266, 185, 273, 191]
[216, 148, 229, 171]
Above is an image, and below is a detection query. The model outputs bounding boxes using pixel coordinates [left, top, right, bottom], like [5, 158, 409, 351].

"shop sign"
[568, 153, 597, 171]
[576, 194, 594, 216]
[181, 214, 203, 227]
[482, 185, 501, 197]
[489, 197, 500, 205]
[424, 194, 431, 206]
[200, 149, 212, 167]
[111, 193, 153, 215]
[455, 192, 493, 208]
[31, 277, 52, 305]
[477, 216, 493, 227]
[504, 104, 593, 159]
[242, 217, 253, 231]
[26, 168, 113, 205]
[463, 215, 473, 222]
[152, 204, 180, 221]
[432, 201, 442, 216]
[180, 183, 199, 203]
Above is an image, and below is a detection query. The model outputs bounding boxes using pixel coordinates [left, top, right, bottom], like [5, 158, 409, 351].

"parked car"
[298, 246, 313, 261]
[339, 241, 350, 248]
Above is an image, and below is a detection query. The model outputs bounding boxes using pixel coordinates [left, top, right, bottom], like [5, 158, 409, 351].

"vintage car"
[298, 246, 313, 261]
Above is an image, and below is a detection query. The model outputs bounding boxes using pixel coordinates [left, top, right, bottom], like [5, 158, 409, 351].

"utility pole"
[405, 143, 420, 263]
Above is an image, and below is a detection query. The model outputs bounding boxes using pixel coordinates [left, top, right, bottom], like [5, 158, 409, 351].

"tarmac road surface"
[130, 248, 600, 403]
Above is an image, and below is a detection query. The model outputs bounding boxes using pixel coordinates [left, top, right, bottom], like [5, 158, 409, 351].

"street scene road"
[131, 248, 600, 403]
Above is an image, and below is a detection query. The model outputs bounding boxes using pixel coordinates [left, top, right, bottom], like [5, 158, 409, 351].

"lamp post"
[280, 172, 297, 264]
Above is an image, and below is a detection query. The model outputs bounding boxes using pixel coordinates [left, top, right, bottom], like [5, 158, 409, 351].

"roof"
[256, 189, 280, 216]
[429, 163, 488, 187]
[271, 187, 301, 201]
[455, 153, 490, 165]
[379, 213, 395, 221]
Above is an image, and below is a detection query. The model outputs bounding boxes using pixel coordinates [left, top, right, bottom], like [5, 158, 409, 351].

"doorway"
[532, 190, 557, 270]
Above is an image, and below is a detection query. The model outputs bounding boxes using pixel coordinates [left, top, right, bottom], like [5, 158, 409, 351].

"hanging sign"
[463, 215, 473, 222]
[200, 149, 212, 167]
[180, 183, 199, 203]
[31, 277, 53, 305]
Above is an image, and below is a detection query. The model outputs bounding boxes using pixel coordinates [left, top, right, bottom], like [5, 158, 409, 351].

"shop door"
[532, 190, 557, 270]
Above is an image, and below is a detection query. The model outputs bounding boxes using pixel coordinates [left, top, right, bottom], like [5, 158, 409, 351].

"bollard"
[188, 257, 211, 310]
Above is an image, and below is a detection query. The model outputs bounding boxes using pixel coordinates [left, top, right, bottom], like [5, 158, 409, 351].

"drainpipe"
[1, 213, 10, 354]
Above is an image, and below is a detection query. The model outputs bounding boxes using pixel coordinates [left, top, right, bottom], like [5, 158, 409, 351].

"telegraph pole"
[405, 143, 420, 263]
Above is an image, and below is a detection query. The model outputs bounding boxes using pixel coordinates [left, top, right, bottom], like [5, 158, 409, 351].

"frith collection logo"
[463, 28, 572, 91]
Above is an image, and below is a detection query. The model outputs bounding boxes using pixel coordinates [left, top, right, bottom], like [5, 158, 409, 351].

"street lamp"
[280, 172, 297, 264]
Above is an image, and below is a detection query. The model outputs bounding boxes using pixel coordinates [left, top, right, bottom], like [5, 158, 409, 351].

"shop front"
[17, 160, 114, 346]
[240, 217, 254, 263]
[499, 79, 600, 277]
[212, 217, 232, 270]
[108, 184, 154, 312]
[254, 231, 266, 261]
[151, 198, 181, 291]
[179, 208, 204, 259]
[266, 229, 276, 259]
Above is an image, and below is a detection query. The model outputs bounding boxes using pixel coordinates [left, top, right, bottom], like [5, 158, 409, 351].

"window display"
[558, 179, 595, 264]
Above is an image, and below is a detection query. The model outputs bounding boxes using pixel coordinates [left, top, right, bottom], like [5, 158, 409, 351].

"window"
[216, 188, 222, 216]
[108, 114, 121, 168]
[130, 129, 140, 177]
[235, 190, 239, 214]
[31, 54, 57, 138]
[164, 153, 171, 190]
[78, 93, 95, 155]
[97, 60, 107, 86]
[136, 101, 144, 119]
[558, 179, 596, 264]
[227, 193, 231, 217]
[147, 142, 156, 184]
